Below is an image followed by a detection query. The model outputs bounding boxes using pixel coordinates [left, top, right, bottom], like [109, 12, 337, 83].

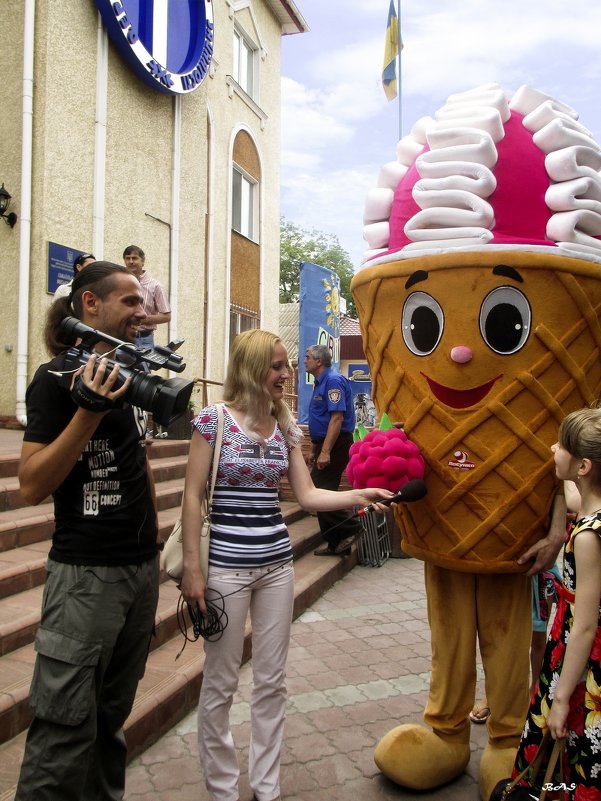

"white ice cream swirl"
[362, 83, 601, 265]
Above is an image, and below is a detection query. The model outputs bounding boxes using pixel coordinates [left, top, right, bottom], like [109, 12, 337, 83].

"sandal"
[333, 534, 359, 554]
[469, 704, 490, 724]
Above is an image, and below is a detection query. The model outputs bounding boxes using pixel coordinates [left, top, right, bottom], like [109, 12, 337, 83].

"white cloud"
[281, 77, 355, 157]
[281, 81, 356, 181]
[281, 0, 601, 269]
[282, 163, 384, 268]
[403, 1, 601, 105]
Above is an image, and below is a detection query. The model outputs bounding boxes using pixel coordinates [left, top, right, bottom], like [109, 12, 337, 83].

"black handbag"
[489, 732, 567, 801]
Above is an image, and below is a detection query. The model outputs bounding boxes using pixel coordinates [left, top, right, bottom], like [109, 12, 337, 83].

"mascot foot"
[374, 724, 470, 790]
[479, 745, 517, 801]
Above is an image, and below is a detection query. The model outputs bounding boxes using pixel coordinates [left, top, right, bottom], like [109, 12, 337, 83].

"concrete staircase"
[0, 436, 359, 799]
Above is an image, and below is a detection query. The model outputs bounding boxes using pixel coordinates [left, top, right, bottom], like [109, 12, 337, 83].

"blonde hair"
[222, 329, 302, 446]
[559, 407, 601, 487]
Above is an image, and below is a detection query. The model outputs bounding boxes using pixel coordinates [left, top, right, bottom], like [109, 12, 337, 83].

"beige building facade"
[0, 0, 307, 425]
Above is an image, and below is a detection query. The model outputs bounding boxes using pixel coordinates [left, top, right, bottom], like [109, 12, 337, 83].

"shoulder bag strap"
[502, 732, 550, 799]
[502, 732, 566, 801]
[539, 738, 566, 801]
[206, 404, 224, 506]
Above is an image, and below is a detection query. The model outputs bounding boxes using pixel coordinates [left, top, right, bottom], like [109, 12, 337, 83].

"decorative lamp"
[0, 184, 17, 228]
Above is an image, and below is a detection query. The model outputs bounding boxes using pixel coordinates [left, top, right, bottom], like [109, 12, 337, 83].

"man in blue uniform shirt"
[304, 344, 362, 555]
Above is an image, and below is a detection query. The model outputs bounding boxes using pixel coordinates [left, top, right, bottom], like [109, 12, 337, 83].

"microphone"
[356, 479, 427, 516]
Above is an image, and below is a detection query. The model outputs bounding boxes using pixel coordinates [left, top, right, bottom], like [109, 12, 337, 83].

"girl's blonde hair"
[559, 408, 601, 486]
[222, 329, 302, 446]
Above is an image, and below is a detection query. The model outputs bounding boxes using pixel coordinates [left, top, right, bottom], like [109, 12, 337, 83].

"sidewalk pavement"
[125, 556, 488, 801]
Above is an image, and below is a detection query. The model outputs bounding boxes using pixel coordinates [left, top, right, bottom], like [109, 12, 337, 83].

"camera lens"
[126, 373, 193, 426]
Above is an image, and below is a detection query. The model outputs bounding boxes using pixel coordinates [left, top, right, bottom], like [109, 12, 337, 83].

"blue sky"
[280, 0, 601, 268]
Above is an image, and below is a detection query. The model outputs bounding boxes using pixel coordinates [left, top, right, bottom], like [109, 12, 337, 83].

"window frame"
[229, 304, 259, 351]
[232, 26, 257, 99]
[232, 165, 258, 242]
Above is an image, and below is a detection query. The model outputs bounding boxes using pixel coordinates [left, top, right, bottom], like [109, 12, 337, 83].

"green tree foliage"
[280, 217, 357, 318]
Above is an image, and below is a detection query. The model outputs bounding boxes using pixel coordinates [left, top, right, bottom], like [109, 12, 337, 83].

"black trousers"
[310, 431, 361, 548]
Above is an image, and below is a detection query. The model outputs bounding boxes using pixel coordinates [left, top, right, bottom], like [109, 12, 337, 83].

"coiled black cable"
[177, 591, 227, 641]
[174, 560, 292, 658]
[175, 593, 228, 658]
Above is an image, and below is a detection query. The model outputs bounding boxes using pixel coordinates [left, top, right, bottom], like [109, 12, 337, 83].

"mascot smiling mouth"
[421, 373, 503, 409]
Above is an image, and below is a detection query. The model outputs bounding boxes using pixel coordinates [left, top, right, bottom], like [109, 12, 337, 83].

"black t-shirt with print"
[24, 353, 158, 566]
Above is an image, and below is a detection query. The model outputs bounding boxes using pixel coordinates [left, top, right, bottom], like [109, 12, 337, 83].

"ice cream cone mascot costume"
[351, 84, 601, 799]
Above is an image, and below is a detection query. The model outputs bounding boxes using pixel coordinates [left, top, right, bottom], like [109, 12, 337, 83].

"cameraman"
[15, 262, 160, 801]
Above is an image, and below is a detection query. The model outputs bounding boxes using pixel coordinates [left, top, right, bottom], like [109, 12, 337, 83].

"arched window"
[230, 130, 261, 350]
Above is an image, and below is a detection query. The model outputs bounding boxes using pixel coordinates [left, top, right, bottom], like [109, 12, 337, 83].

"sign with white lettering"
[96, 1, 214, 95]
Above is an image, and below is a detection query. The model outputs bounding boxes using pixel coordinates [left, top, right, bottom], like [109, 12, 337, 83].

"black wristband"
[71, 376, 116, 413]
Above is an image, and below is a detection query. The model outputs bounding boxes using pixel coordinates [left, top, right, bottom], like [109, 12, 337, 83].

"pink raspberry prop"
[346, 428, 425, 492]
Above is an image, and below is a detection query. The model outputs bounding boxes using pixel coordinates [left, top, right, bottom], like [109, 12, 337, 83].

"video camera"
[58, 317, 194, 426]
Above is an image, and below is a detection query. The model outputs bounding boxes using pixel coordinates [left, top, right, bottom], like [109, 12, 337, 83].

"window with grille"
[230, 304, 259, 350]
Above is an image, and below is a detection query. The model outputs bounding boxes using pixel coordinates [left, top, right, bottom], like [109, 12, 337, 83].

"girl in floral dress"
[512, 408, 601, 800]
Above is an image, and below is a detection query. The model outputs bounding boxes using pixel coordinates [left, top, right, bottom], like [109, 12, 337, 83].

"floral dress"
[512, 513, 601, 800]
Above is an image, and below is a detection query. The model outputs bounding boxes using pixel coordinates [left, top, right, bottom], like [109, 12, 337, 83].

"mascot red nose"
[351, 83, 601, 799]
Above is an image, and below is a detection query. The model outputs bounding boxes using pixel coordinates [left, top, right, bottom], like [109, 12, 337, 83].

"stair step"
[0, 456, 20, 481]
[0, 508, 322, 745]
[0, 443, 189, 516]
[0, 542, 51, 599]
[0, 452, 188, 554]
[0, 431, 363, 801]
[0, 645, 35, 746]
[0, 527, 352, 782]
[0, 729, 24, 801]
[148, 455, 188, 484]
[0, 506, 182, 600]
[0, 504, 314, 659]
[146, 439, 191, 460]
[0, 586, 44, 656]
[154, 477, 185, 511]
[0, 540, 358, 800]
[0, 478, 25, 514]
[0, 503, 55, 553]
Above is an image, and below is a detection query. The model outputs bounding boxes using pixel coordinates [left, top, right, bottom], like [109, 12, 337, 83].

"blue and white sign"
[96, 1, 214, 95]
[47, 242, 87, 294]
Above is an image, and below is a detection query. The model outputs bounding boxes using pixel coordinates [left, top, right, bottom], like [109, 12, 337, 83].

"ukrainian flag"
[382, 0, 400, 101]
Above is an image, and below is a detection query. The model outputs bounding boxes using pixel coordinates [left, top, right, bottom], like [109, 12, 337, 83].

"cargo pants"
[15, 556, 159, 801]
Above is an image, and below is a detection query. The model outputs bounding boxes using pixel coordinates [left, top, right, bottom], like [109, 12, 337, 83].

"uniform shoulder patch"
[328, 388, 342, 404]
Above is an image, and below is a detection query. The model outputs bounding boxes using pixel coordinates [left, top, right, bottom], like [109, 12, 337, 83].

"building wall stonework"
[0, 0, 305, 422]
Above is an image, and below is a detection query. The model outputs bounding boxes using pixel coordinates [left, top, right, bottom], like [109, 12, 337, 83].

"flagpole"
[397, 0, 402, 139]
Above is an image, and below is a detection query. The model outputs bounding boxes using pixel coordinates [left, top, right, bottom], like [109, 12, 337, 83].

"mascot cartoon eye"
[479, 286, 531, 355]
[402, 292, 444, 356]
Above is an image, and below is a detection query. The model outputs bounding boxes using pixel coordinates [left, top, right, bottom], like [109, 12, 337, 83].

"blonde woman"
[180, 330, 392, 801]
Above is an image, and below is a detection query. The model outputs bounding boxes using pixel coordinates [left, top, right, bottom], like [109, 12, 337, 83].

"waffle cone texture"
[352, 250, 601, 572]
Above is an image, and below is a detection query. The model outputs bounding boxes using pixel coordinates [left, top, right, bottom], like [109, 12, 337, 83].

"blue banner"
[298, 262, 341, 424]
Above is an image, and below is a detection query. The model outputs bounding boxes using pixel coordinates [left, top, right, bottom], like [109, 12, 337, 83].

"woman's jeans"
[198, 561, 294, 801]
